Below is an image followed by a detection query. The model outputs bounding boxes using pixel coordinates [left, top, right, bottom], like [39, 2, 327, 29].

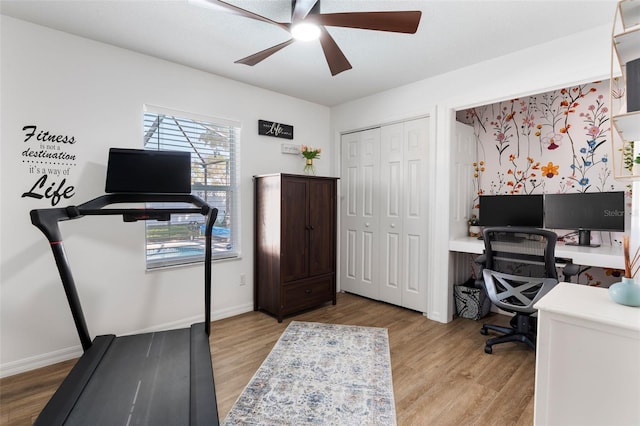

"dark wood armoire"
[254, 173, 338, 322]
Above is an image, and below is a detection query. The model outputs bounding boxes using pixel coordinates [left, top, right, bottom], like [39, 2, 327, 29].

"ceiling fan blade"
[318, 27, 352, 76]
[311, 11, 422, 34]
[292, 0, 319, 23]
[193, 0, 290, 31]
[234, 39, 295, 66]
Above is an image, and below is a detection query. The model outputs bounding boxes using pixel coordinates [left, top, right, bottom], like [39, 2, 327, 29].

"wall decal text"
[20, 124, 78, 206]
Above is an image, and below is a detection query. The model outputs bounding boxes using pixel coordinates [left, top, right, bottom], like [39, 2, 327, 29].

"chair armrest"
[474, 254, 487, 288]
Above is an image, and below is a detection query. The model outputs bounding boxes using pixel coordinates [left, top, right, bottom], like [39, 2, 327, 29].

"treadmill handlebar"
[31, 193, 211, 242]
[76, 193, 210, 212]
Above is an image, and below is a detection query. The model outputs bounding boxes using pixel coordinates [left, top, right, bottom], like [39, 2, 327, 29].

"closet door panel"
[357, 129, 380, 299]
[402, 117, 429, 312]
[405, 233, 422, 293]
[340, 132, 360, 294]
[339, 128, 380, 299]
[379, 123, 404, 305]
[382, 232, 401, 305]
[361, 230, 375, 284]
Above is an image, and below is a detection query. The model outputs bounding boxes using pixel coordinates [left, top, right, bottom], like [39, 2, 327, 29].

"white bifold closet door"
[340, 117, 429, 313]
[340, 127, 381, 300]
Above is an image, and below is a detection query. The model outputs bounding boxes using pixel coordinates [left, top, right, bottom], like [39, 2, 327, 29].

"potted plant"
[301, 145, 321, 175]
[468, 215, 481, 238]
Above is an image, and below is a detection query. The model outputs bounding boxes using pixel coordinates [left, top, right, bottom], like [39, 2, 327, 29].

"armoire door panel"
[309, 179, 336, 276]
[281, 178, 309, 282]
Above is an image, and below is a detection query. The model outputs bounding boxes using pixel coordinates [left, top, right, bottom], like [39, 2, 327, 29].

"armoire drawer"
[282, 276, 334, 314]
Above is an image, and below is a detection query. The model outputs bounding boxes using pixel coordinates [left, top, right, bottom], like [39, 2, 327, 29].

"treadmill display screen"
[105, 148, 191, 194]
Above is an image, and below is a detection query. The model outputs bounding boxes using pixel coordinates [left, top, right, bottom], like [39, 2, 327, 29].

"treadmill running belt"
[66, 329, 190, 425]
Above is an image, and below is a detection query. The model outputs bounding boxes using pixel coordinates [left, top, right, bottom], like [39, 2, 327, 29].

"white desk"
[449, 236, 624, 270]
[533, 283, 640, 425]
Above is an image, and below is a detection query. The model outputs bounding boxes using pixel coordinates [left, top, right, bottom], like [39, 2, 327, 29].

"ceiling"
[1, 0, 619, 106]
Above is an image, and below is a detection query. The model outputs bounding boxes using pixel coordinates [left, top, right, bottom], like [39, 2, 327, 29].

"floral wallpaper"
[457, 79, 629, 286]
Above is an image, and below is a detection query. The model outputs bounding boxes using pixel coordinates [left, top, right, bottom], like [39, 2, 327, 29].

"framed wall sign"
[258, 119, 294, 140]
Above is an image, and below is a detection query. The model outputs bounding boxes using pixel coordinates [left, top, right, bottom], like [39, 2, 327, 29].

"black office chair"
[478, 227, 564, 354]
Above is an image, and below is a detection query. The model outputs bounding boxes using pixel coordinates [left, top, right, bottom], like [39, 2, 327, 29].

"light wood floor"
[1, 292, 535, 425]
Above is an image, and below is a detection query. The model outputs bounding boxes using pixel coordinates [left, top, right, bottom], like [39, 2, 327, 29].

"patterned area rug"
[222, 321, 396, 425]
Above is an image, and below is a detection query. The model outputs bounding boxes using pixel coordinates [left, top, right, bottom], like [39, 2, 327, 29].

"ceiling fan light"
[291, 23, 321, 42]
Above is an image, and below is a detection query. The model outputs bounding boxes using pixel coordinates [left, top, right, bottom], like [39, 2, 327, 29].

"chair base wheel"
[480, 327, 488, 335]
[484, 345, 492, 354]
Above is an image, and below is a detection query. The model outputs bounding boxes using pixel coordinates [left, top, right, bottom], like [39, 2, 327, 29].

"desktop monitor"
[478, 194, 544, 227]
[105, 148, 192, 194]
[544, 191, 625, 247]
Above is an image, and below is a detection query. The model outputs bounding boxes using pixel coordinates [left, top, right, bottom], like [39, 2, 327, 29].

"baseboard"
[0, 346, 82, 378]
[211, 302, 254, 321]
[0, 302, 254, 378]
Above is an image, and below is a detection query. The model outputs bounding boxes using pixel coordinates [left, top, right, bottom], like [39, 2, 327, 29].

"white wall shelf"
[611, 0, 640, 180]
[613, 111, 640, 140]
[620, 0, 640, 27]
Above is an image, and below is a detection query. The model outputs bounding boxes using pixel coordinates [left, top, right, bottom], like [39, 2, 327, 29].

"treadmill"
[30, 149, 219, 425]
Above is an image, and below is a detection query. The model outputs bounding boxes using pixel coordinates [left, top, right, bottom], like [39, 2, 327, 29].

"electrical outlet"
[281, 143, 300, 155]
[240, 273, 246, 286]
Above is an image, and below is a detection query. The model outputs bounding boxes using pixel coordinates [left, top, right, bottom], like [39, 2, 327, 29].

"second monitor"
[544, 191, 625, 247]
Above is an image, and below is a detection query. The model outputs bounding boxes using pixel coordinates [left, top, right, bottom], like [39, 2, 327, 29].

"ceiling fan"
[198, 0, 422, 76]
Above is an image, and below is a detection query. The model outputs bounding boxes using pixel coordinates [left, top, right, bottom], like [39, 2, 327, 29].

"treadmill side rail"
[33, 335, 115, 426]
[190, 323, 219, 425]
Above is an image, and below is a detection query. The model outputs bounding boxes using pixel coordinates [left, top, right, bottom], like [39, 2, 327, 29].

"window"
[143, 106, 240, 269]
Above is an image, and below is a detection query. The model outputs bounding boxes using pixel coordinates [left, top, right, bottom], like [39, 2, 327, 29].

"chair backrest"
[482, 226, 558, 280]
[481, 269, 558, 312]
[481, 227, 558, 312]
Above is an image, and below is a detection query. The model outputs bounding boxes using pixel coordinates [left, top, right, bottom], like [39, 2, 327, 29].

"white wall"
[330, 24, 614, 323]
[0, 16, 332, 376]
[0, 16, 619, 376]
